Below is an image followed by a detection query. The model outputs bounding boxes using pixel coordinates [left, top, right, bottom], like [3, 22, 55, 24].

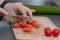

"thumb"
[31, 9, 36, 13]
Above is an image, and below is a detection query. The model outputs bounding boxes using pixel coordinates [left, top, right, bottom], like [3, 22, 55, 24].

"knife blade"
[3, 15, 29, 21]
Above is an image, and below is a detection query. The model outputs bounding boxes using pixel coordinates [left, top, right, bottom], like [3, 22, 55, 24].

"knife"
[2, 15, 29, 21]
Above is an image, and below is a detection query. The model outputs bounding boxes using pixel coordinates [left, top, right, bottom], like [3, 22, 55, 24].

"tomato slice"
[12, 23, 19, 28]
[32, 20, 37, 23]
[23, 24, 32, 33]
[59, 31, 60, 33]
[19, 23, 26, 28]
[26, 20, 32, 24]
[31, 22, 39, 28]
[52, 28, 59, 37]
[44, 27, 51, 37]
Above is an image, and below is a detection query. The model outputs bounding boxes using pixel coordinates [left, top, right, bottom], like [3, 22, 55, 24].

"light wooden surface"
[13, 16, 60, 40]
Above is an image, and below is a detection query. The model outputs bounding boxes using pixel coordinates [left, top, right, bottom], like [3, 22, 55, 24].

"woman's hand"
[4, 2, 36, 20]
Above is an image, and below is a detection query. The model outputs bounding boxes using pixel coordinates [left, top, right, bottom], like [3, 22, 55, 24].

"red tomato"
[44, 27, 51, 37]
[32, 20, 37, 23]
[31, 23, 39, 28]
[59, 32, 60, 33]
[52, 28, 59, 37]
[23, 24, 32, 33]
[26, 20, 32, 24]
[12, 23, 19, 28]
[19, 23, 26, 28]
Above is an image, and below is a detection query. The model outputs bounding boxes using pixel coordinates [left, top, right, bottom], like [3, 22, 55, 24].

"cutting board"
[13, 16, 60, 40]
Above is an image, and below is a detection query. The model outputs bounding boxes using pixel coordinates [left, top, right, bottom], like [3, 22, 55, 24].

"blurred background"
[6, 0, 60, 7]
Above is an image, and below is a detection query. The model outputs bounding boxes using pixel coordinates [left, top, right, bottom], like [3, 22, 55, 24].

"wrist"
[0, 0, 4, 5]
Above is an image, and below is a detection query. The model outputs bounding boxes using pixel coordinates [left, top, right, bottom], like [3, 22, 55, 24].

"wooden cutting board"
[13, 16, 60, 40]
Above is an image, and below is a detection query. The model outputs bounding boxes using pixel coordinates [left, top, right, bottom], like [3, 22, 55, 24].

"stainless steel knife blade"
[3, 15, 29, 21]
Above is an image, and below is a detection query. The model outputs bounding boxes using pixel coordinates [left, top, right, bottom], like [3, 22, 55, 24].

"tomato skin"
[32, 20, 37, 23]
[59, 31, 60, 33]
[26, 20, 32, 24]
[23, 24, 32, 33]
[44, 27, 51, 37]
[31, 20, 39, 28]
[31, 22, 39, 28]
[19, 23, 26, 28]
[12, 23, 19, 28]
[52, 28, 59, 37]
[27, 20, 37, 24]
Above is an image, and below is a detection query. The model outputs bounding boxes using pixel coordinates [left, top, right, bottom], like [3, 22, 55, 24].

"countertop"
[0, 15, 60, 40]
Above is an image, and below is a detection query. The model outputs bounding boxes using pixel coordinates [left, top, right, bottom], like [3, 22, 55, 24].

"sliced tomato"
[12, 23, 19, 28]
[26, 20, 32, 24]
[19, 23, 26, 28]
[31, 22, 39, 28]
[44, 27, 51, 37]
[23, 24, 32, 33]
[32, 20, 37, 23]
[59, 31, 60, 33]
[52, 28, 59, 37]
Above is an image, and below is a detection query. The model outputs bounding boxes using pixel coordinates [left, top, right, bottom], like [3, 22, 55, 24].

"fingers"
[4, 3, 17, 16]
[18, 8, 27, 17]
[27, 10, 33, 20]
[24, 6, 33, 20]
[17, 5, 28, 17]
[4, 5, 16, 16]
[9, 9, 16, 16]
[31, 9, 36, 13]
[17, 5, 28, 23]
[5, 9, 16, 16]
[0, 7, 8, 15]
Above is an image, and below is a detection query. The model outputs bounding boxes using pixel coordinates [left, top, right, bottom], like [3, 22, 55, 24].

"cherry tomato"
[31, 22, 39, 28]
[19, 23, 26, 28]
[44, 27, 51, 37]
[12, 23, 19, 28]
[26, 20, 32, 24]
[23, 24, 32, 33]
[32, 20, 37, 23]
[52, 28, 59, 37]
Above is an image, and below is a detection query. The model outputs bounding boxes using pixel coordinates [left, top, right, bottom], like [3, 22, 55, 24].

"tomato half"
[26, 20, 32, 24]
[52, 28, 59, 37]
[31, 22, 39, 28]
[12, 23, 19, 28]
[32, 20, 37, 23]
[23, 24, 32, 33]
[19, 23, 26, 28]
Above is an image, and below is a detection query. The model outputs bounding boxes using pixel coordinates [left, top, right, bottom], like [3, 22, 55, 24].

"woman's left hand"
[4, 2, 36, 20]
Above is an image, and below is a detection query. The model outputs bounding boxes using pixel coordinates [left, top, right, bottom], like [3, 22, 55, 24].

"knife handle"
[0, 13, 4, 21]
